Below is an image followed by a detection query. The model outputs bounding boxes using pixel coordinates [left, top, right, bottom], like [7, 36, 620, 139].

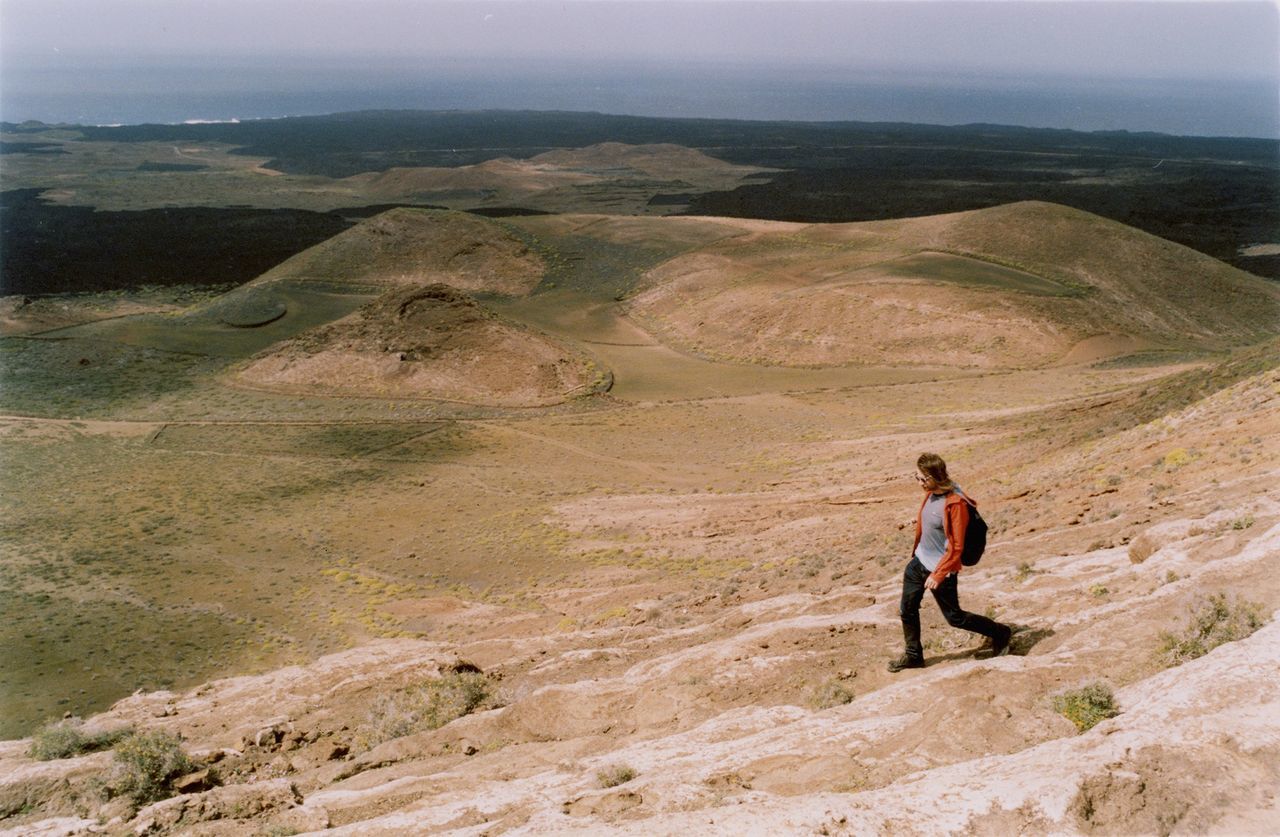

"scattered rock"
[150, 703, 176, 718]
[130, 779, 301, 833]
[245, 721, 293, 751]
[268, 802, 332, 833]
[449, 659, 484, 675]
[172, 768, 214, 794]
[319, 742, 349, 761]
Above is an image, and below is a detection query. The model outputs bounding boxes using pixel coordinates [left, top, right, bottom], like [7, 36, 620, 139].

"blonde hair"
[917, 452, 954, 490]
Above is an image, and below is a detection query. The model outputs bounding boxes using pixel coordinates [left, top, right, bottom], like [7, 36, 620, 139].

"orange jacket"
[912, 490, 976, 584]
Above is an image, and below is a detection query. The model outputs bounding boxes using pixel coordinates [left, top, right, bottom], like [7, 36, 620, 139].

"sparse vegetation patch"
[597, 764, 637, 788]
[27, 717, 132, 760]
[1052, 683, 1120, 733]
[110, 730, 195, 804]
[878, 251, 1076, 297]
[809, 679, 856, 709]
[359, 670, 494, 747]
[1157, 593, 1267, 666]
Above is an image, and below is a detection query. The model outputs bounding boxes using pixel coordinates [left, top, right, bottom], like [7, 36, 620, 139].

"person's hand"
[924, 575, 940, 591]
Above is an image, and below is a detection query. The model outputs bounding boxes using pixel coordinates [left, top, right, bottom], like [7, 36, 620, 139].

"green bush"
[111, 730, 194, 804]
[361, 671, 492, 747]
[596, 764, 636, 788]
[1052, 683, 1120, 733]
[1157, 593, 1267, 665]
[28, 718, 132, 760]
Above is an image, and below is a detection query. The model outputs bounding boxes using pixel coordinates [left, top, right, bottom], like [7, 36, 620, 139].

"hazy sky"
[4, 0, 1278, 82]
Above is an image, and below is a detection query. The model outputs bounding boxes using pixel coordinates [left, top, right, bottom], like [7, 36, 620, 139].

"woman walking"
[888, 453, 1012, 672]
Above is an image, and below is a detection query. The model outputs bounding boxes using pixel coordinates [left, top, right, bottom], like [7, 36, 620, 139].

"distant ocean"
[2, 56, 1277, 139]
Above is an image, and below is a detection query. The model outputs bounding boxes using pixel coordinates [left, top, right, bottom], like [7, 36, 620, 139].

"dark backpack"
[960, 500, 988, 567]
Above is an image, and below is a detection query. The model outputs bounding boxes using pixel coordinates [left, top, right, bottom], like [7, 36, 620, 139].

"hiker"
[888, 453, 1012, 672]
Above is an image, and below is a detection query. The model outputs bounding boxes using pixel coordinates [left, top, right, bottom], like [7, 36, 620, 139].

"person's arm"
[927, 500, 968, 586]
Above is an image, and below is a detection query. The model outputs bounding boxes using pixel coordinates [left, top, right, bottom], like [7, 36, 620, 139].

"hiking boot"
[990, 625, 1013, 658]
[887, 653, 925, 673]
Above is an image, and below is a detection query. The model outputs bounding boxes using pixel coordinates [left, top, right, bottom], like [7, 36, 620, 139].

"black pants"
[899, 556, 1003, 660]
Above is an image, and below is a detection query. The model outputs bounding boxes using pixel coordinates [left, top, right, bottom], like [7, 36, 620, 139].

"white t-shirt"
[914, 492, 949, 571]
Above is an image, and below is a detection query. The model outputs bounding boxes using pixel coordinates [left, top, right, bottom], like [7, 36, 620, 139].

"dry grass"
[808, 679, 855, 709]
[1230, 514, 1255, 530]
[27, 718, 132, 760]
[1157, 593, 1267, 666]
[358, 671, 494, 748]
[597, 764, 637, 788]
[110, 730, 195, 804]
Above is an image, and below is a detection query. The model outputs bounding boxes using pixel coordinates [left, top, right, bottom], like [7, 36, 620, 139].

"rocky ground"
[3, 336, 1276, 835]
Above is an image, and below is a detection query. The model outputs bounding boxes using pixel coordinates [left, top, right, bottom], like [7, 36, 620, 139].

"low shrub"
[361, 670, 492, 747]
[111, 730, 194, 804]
[28, 718, 132, 760]
[1052, 683, 1120, 733]
[808, 679, 855, 709]
[1157, 593, 1267, 666]
[597, 764, 636, 788]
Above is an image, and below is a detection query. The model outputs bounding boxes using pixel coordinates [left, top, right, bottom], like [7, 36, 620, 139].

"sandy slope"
[3, 349, 1277, 835]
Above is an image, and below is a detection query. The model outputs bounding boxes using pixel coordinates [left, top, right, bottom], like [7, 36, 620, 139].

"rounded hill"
[231, 284, 606, 406]
[338, 143, 774, 212]
[527, 142, 765, 179]
[624, 201, 1280, 369]
[250, 208, 545, 296]
[345, 158, 595, 204]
